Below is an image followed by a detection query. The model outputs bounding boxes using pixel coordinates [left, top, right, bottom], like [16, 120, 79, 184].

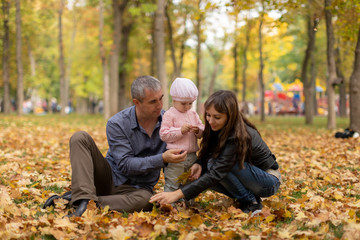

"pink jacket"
[160, 107, 204, 153]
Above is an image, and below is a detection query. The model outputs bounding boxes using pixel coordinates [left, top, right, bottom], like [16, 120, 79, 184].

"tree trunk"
[301, 8, 317, 125]
[109, 0, 121, 116]
[258, 2, 265, 122]
[2, 0, 11, 114]
[65, 1, 78, 115]
[118, 22, 132, 110]
[27, 38, 36, 77]
[76, 96, 88, 115]
[59, 0, 66, 115]
[311, 50, 318, 115]
[195, 0, 203, 113]
[349, 25, 360, 133]
[335, 46, 347, 117]
[242, 19, 251, 105]
[324, 0, 337, 129]
[155, 0, 168, 109]
[151, 14, 156, 77]
[206, 45, 218, 96]
[177, 13, 188, 78]
[16, 0, 23, 116]
[99, 0, 110, 119]
[165, 2, 177, 80]
[233, 14, 239, 94]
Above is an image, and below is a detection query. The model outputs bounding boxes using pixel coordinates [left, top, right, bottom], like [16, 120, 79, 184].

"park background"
[1, 0, 360, 239]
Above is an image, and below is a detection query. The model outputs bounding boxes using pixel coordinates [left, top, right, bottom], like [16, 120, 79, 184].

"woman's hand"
[189, 163, 202, 180]
[149, 189, 184, 205]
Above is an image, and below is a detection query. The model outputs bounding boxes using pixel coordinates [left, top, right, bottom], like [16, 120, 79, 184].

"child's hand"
[181, 124, 192, 134]
[190, 126, 199, 134]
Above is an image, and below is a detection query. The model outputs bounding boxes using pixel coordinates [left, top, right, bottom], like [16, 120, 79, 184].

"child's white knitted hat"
[170, 78, 198, 102]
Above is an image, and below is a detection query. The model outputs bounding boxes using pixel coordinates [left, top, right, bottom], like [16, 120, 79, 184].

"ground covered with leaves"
[0, 115, 359, 239]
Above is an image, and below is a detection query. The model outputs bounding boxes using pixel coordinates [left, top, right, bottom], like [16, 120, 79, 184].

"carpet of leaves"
[0, 115, 360, 239]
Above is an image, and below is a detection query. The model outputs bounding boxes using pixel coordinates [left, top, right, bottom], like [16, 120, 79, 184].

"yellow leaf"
[103, 205, 110, 213]
[151, 206, 158, 217]
[188, 214, 203, 228]
[295, 212, 307, 220]
[265, 214, 275, 223]
[176, 170, 191, 185]
[285, 210, 292, 218]
[224, 230, 237, 238]
[349, 209, 355, 218]
[220, 212, 231, 220]
[178, 211, 191, 219]
[334, 192, 343, 200]
[324, 176, 332, 182]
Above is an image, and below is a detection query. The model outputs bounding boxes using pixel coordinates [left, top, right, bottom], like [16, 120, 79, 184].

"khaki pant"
[164, 152, 197, 192]
[69, 131, 153, 212]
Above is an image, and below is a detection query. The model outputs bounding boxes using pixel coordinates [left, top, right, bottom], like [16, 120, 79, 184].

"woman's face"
[205, 105, 228, 131]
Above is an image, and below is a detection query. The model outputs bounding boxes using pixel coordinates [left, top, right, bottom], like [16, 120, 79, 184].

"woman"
[150, 90, 281, 214]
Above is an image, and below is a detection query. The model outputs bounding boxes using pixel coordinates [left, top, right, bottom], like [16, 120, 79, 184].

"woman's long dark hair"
[198, 90, 258, 169]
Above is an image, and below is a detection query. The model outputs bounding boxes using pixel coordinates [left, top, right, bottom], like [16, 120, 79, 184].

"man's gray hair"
[131, 76, 162, 101]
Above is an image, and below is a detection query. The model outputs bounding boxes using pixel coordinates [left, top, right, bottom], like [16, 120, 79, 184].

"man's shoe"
[62, 191, 72, 202]
[66, 199, 90, 217]
[74, 199, 89, 216]
[43, 194, 61, 209]
[42, 191, 72, 209]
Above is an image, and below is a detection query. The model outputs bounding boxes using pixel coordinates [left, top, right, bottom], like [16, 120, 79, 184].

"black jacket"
[181, 125, 277, 200]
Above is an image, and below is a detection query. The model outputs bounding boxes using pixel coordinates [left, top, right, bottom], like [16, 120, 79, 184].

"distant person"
[335, 128, 359, 139]
[43, 76, 187, 217]
[160, 78, 204, 196]
[98, 100, 104, 114]
[151, 90, 281, 216]
[51, 98, 57, 113]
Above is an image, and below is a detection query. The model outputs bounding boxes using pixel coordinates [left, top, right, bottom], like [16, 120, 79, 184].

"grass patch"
[44, 185, 64, 194]
[329, 222, 344, 238]
[291, 190, 307, 199]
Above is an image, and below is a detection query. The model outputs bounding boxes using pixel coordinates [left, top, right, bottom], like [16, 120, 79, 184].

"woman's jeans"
[211, 162, 280, 204]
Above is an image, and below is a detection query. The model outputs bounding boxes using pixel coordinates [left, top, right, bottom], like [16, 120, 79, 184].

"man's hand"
[149, 189, 184, 205]
[189, 163, 202, 180]
[162, 149, 187, 163]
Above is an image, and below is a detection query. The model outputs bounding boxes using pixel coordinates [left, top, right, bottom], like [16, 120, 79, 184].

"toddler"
[160, 77, 204, 193]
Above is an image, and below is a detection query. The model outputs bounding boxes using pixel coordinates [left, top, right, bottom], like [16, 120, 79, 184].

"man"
[43, 76, 187, 216]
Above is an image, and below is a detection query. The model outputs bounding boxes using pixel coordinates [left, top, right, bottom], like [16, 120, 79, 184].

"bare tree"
[349, 25, 360, 133]
[59, 0, 66, 115]
[99, 0, 110, 119]
[155, 0, 168, 109]
[2, 0, 11, 114]
[324, 0, 337, 129]
[16, 0, 23, 116]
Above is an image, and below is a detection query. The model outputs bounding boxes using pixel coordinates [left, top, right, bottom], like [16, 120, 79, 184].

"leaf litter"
[0, 116, 360, 239]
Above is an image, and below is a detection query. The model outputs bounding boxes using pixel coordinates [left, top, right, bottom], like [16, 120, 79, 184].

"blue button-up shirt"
[105, 106, 167, 192]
